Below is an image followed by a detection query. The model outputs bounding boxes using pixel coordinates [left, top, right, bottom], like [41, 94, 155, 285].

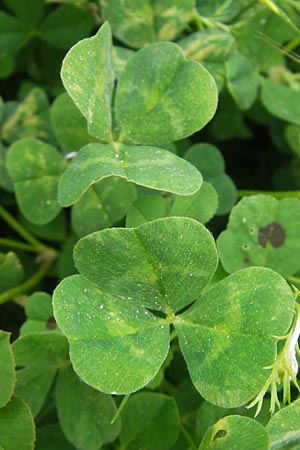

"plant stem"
[0, 204, 42, 249]
[0, 237, 39, 253]
[0, 253, 56, 305]
[238, 190, 300, 199]
[180, 425, 198, 450]
[287, 275, 300, 285]
[110, 394, 130, 424]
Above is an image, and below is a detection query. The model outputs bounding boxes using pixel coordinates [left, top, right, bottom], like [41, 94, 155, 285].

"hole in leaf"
[213, 429, 227, 441]
[258, 222, 286, 248]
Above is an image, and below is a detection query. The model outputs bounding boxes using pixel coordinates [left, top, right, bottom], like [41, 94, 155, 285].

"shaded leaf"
[71, 177, 137, 237]
[119, 392, 180, 450]
[185, 143, 237, 215]
[0, 11, 29, 56]
[7, 138, 67, 224]
[0, 331, 15, 408]
[50, 93, 97, 152]
[126, 195, 168, 228]
[170, 181, 218, 224]
[40, 4, 94, 50]
[13, 333, 69, 416]
[226, 52, 259, 110]
[261, 78, 300, 126]
[56, 366, 121, 450]
[0, 396, 35, 450]
[1, 88, 55, 145]
[0, 252, 24, 293]
[20, 292, 59, 336]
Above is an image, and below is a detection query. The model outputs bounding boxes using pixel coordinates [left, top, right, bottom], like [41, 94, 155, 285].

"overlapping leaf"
[58, 143, 202, 207]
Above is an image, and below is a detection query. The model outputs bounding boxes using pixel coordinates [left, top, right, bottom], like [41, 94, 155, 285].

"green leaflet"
[1, 88, 55, 145]
[53, 274, 170, 394]
[71, 177, 137, 237]
[285, 124, 300, 157]
[20, 292, 60, 336]
[56, 366, 121, 450]
[116, 42, 218, 144]
[199, 415, 270, 449]
[3, 0, 45, 27]
[232, 7, 296, 71]
[119, 392, 180, 450]
[0, 11, 29, 56]
[61, 22, 115, 142]
[73, 217, 217, 313]
[185, 143, 237, 215]
[169, 181, 219, 224]
[125, 182, 218, 227]
[57, 143, 202, 207]
[50, 93, 98, 152]
[0, 252, 24, 293]
[175, 267, 294, 407]
[261, 78, 300, 126]
[0, 396, 35, 450]
[266, 399, 300, 449]
[0, 331, 15, 408]
[100, 0, 195, 48]
[217, 195, 300, 276]
[0, 145, 14, 191]
[7, 138, 67, 224]
[196, 0, 242, 23]
[39, 4, 94, 50]
[126, 195, 168, 228]
[225, 52, 259, 110]
[13, 333, 69, 416]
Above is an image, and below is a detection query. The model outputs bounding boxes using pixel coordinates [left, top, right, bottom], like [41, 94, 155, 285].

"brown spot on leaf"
[258, 222, 286, 248]
[243, 257, 250, 263]
[46, 316, 57, 329]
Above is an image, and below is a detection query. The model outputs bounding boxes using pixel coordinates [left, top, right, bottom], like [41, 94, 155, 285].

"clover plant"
[1, 1, 300, 449]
